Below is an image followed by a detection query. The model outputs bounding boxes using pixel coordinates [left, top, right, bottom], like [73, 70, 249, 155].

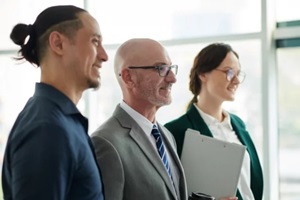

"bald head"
[114, 38, 176, 116]
[114, 38, 171, 82]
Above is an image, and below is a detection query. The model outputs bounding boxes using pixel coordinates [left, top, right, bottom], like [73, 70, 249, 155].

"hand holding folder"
[181, 128, 246, 199]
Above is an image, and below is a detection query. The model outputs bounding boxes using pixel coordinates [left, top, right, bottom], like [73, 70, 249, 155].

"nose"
[231, 75, 240, 84]
[165, 70, 177, 83]
[97, 45, 108, 62]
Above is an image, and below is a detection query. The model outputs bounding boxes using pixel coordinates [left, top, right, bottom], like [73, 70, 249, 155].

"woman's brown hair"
[187, 43, 239, 109]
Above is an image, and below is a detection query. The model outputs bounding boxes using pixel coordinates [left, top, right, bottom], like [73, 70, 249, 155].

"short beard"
[87, 78, 100, 90]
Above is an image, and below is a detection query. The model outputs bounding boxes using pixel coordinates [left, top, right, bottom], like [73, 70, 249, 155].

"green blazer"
[165, 105, 263, 200]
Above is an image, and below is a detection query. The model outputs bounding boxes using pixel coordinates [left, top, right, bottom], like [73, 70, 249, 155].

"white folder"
[180, 128, 246, 199]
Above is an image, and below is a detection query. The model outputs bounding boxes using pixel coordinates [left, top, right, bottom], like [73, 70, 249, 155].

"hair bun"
[10, 23, 33, 46]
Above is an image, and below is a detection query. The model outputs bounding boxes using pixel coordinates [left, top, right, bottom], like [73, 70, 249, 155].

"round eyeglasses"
[128, 65, 178, 77]
[214, 68, 246, 83]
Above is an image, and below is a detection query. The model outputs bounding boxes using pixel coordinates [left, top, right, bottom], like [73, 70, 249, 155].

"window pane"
[90, 0, 261, 44]
[277, 47, 300, 200]
[0, 0, 84, 50]
[276, 0, 300, 22]
[158, 40, 263, 158]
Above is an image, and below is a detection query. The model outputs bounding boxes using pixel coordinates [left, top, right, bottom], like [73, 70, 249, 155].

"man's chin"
[88, 80, 100, 90]
[156, 99, 172, 107]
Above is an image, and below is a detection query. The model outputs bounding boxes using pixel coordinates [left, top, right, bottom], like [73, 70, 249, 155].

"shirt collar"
[120, 101, 155, 137]
[34, 82, 81, 115]
[193, 103, 233, 130]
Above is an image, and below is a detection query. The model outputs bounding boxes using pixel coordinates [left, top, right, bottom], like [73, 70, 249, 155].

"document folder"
[181, 128, 246, 199]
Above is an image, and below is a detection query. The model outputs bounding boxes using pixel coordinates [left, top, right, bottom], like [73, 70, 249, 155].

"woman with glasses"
[165, 43, 263, 200]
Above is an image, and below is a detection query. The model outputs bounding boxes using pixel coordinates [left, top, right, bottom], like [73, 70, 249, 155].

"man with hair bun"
[2, 5, 108, 200]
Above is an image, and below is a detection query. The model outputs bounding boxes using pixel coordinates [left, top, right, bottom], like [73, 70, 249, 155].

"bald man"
[91, 38, 188, 200]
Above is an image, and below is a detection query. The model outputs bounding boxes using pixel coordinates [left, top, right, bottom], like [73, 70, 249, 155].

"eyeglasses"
[128, 64, 178, 77]
[214, 68, 246, 83]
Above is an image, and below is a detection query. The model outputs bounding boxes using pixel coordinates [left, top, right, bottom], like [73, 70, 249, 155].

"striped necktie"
[151, 125, 177, 193]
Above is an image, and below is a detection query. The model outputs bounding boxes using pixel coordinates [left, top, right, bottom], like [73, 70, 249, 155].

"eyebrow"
[223, 67, 242, 73]
[92, 33, 102, 40]
[153, 62, 170, 66]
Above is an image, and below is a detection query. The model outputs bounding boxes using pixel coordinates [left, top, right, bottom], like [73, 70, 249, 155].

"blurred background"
[0, 0, 299, 199]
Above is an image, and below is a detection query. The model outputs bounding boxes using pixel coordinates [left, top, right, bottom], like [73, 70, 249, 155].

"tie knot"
[151, 125, 161, 138]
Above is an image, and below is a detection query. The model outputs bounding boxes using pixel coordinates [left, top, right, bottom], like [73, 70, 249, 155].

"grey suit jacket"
[91, 105, 188, 200]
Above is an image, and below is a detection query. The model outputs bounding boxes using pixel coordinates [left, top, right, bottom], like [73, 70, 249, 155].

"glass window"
[89, 0, 261, 44]
[276, 0, 300, 22]
[277, 47, 300, 200]
[0, 0, 84, 50]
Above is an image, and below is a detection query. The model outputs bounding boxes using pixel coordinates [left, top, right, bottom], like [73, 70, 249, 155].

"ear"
[120, 69, 135, 88]
[198, 73, 207, 83]
[48, 31, 65, 56]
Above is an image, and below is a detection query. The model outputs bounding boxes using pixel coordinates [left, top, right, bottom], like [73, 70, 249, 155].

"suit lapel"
[130, 128, 177, 198]
[113, 105, 177, 199]
[230, 116, 251, 147]
[186, 105, 213, 137]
